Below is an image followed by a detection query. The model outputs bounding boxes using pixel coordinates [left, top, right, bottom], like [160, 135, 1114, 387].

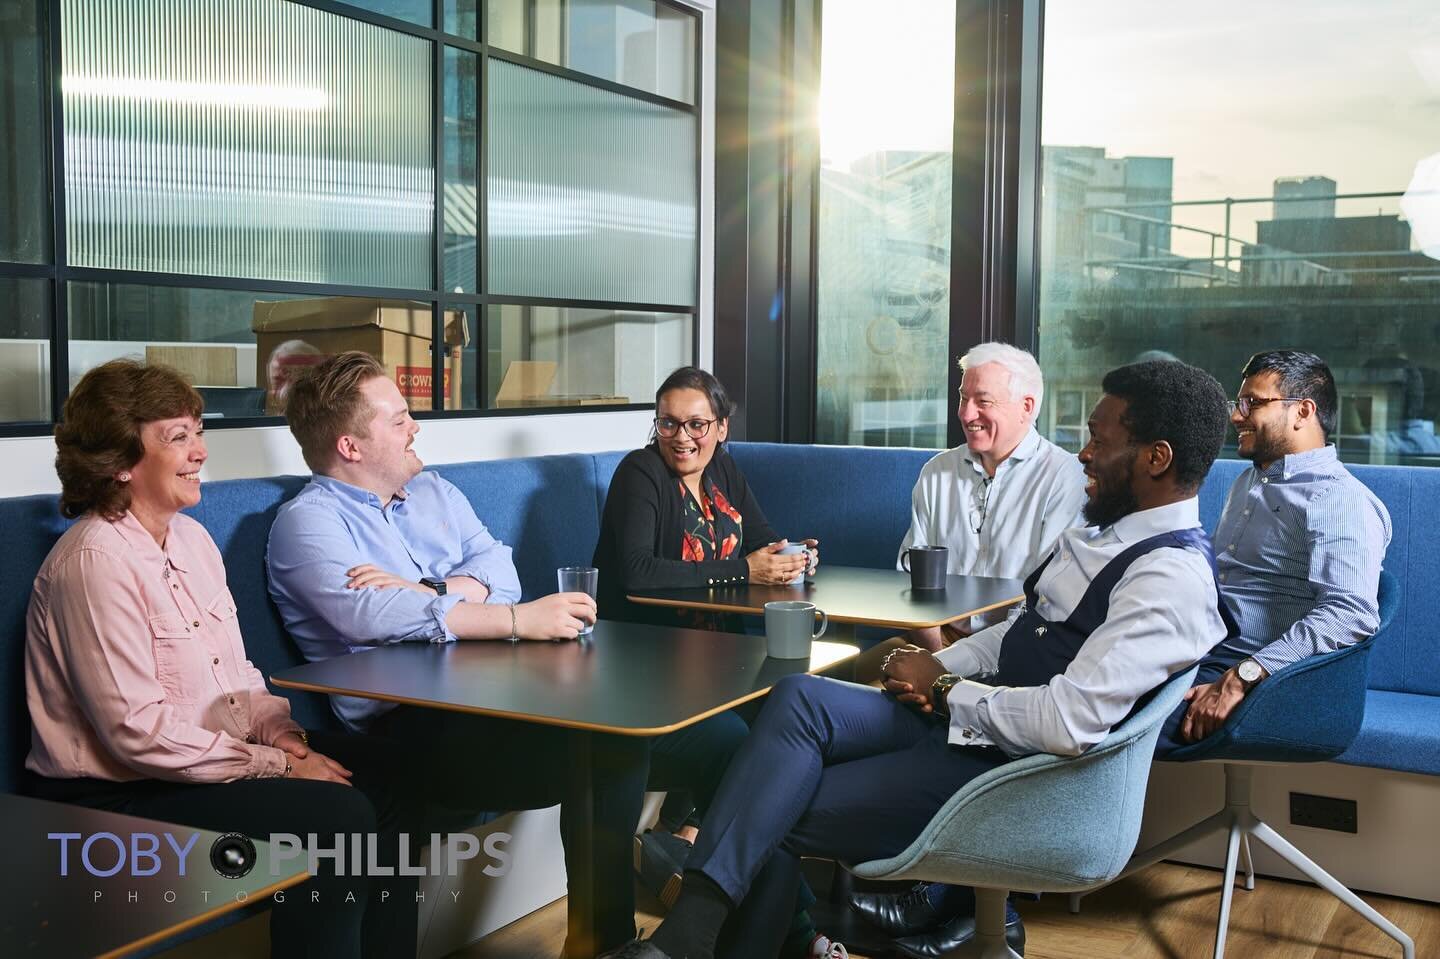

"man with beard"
[1159, 349, 1391, 750]
[598, 360, 1233, 959]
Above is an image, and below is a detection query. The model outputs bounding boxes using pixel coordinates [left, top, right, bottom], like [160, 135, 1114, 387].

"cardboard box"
[492, 359, 630, 408]
[146, 344, 239, 387]
[252, 298, 468, 414]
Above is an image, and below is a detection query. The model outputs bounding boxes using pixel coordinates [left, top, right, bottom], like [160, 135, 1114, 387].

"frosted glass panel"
[61, 0, 433, 288]
[0, 0, 49, 263]
[482, 304, 690, 410]
[487, 60, 696, 305]
[444, 47, 480, 293]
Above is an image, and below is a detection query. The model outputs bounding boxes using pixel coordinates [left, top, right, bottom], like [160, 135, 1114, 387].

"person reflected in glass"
[593, 366, 842, 959]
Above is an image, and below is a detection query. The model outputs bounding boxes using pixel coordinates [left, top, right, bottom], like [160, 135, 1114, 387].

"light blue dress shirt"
[935, 497, 1226, 757]
[267, 471, 523, 731]
[1210, 445, 1391, 675]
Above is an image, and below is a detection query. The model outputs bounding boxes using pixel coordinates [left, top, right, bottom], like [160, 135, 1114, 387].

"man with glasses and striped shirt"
[1157, 349, 1392, 750]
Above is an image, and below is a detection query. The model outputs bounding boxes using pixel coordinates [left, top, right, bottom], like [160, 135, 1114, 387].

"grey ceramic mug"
[764, 600, 827, 659]
[901, 545, 949, 590]
[777, 542, 818, 585]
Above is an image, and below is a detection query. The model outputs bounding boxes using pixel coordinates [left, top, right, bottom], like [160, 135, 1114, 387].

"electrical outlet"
[1289, 792, 1357, 833]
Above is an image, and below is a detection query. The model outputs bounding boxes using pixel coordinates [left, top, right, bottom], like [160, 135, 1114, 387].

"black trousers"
[372, 703, 751, 952]
[25, 730, 417, 959]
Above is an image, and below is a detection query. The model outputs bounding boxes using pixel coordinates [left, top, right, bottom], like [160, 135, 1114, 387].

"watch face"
[1238, 660, 1262, 684]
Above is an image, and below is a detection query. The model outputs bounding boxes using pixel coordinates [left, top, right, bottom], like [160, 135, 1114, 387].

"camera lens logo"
[209, 833, 258, 879]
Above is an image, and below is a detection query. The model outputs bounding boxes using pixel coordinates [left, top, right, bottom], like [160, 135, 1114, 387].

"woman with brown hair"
[23, 359, 414, 958]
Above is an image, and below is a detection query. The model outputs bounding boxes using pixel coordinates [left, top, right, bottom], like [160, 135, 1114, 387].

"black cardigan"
[593, 444, 780, 624]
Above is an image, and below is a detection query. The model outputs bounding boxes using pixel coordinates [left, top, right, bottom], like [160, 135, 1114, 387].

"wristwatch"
[420, 577, 447, 596]
[1236, 658, 1266, 691]
[930, 673, 964, 718]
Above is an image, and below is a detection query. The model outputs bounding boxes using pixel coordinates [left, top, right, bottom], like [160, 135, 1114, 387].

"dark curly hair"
[1101, 359, 1229, 491]
[55, 359, 205, 520]
[1241, 350, 1338, 439]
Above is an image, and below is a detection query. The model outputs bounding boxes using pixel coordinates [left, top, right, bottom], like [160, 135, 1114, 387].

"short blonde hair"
[959, 342, 1044, 414]
[284, 351, 386, 473]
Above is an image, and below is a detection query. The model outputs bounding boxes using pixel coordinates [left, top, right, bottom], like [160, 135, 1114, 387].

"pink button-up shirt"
[26, 511, 302, 783]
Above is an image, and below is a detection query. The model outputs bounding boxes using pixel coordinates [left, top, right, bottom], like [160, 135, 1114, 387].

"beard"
[1244, 427, 1288, 467]
[1084, 474, 1140, 528]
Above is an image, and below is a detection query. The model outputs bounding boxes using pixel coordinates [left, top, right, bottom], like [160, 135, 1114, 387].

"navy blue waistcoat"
[992, 526, 1235, 689]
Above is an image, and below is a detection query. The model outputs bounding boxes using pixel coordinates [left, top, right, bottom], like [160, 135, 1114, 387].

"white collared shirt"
[897, 428, 1087, 579]
[934, 497, 1226, 758]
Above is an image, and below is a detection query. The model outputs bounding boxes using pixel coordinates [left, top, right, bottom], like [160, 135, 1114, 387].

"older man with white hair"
[897, 342, 1086, 650]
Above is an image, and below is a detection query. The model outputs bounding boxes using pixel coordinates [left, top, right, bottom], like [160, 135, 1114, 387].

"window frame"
[0, 0, 708, 435]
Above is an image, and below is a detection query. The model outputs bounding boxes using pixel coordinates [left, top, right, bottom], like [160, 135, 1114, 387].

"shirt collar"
[1101, 497, 1202, 546]
[961, 426, 1042, 473]
[113, 510, 191, 571]
[310, 473, 408, 509]
[1259, 443, 1339, 481]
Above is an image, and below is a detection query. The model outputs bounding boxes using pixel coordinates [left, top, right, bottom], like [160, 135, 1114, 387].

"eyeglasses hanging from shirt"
[972, 476, 993, 534]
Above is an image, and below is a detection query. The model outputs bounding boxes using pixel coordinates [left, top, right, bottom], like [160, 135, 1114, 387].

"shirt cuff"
[935, 642, 980, 676]
[945, 678, 997, 748]
[1251, 644, 1296, 677]
[428, 592, 466, 643]
[249, 744, 291, 779]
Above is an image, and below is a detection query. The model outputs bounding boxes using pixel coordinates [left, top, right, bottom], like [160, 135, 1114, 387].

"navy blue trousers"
[688, 673, 1009, 946]
[1153, 652, 1246, 757]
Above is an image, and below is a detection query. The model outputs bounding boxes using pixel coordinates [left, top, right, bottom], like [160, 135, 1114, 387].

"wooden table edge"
[624, 593, 1024, 629]
[97, 870, 311, 959]
[271, 645, 861, 737]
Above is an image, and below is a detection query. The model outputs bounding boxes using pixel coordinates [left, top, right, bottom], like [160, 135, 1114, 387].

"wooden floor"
[453, 862, 1438, 959]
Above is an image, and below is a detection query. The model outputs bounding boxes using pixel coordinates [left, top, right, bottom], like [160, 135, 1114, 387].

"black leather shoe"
[597, 941, 671, 959]
[846, 881, 946, 937]
[892, 911, 1025, 958]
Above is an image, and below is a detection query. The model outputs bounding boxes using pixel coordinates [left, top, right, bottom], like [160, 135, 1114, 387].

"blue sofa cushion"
[1339, 690, 1440, 776]
[0, 495, 73, 794]
[434, 455, 605, 602]
[726, 442, 934, 570]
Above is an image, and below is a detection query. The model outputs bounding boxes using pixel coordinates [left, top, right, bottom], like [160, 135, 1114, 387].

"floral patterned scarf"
[678, 476, 743, 563]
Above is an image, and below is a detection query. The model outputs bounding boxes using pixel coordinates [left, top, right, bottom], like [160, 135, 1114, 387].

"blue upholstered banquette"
[1, 443, 1435, 796]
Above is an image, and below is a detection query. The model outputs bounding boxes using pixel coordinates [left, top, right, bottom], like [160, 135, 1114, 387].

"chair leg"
[1237, 833, 1255, 892]
[944, 888, 1023, 958]
[1066, 891, 1083, 914]
[1212, 821, 1244, 959]
[1248, 820, 1415, 959]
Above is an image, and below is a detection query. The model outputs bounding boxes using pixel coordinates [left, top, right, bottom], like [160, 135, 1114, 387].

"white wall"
[0, 409, 657, 498]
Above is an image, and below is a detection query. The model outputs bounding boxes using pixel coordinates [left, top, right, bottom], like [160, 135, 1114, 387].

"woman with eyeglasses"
[592, 367, 845, 959]
[594, 366, 817, 626]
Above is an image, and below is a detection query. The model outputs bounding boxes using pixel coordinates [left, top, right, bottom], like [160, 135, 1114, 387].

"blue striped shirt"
[1211, 445, 1391, 674]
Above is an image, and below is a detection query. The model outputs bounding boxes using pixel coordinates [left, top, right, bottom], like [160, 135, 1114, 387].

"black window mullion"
[47, 0, 68, 424]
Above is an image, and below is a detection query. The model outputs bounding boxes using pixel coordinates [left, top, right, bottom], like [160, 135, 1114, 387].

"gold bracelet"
[508, 603, 519, 641]
[283, 759, 293, 778]
[297, 729, 308, 746]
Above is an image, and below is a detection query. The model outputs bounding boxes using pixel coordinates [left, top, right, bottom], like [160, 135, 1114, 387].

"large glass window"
[488, 0, 696, 104]
[487, 59, 697, 306]
[1036, 1, 1440, 465]
[814, 0, 956, 448]
[0, 0, 703, 431]
[0, 0, 50, 263]
[61, 0, 433, 288]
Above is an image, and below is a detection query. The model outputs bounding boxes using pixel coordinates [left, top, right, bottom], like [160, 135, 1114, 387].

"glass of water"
[557, 566, 599, 636]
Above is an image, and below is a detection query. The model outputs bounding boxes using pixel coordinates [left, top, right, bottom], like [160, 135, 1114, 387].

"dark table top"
[271, 620, 859, 736]
[628, 565, 1025, 629]
[0, 792, 309, 958]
